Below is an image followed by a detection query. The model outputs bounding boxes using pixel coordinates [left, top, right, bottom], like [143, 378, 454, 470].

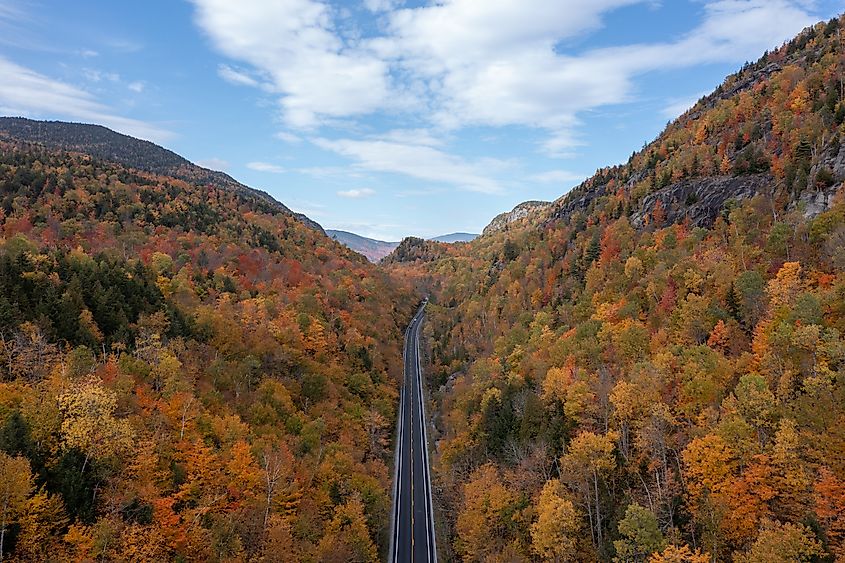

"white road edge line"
[416, 304, 438, 562]
[389, 320, 410, 563]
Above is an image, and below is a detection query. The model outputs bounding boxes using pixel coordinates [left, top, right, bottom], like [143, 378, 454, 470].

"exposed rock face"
[549, 183, 611, 224]
[631, 174, 775, 228]
[831, 141, 845, 179]
[483, 200, 551, 235]
[789, 185, 842, 219]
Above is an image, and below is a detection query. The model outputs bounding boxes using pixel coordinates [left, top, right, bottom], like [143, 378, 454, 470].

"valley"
[2, 9, 845, 563]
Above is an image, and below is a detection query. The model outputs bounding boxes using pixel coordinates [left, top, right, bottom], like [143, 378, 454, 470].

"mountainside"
[0, 133, 414, 560]
[482, 200, 551, 235]
[393, 15, 845, 562]
[0, 117, 323, 232]
[537, 21, 845, 234]
[327, 230, 399, 262]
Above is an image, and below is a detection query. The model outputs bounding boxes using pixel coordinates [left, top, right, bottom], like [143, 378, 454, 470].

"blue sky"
[0, 0, 843, 240]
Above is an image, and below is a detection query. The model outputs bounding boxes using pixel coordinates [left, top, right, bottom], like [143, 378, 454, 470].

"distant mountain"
[382, 236, 448, 265]
[431, 232, 477, 243]
[328, 230, 477, 261]
[0, 117, 323, 232]
[326, 230, 399, 262]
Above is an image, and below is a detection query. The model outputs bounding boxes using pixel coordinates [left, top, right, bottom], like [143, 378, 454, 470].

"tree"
[260, 443, 293, 530]
[649, 544, 710, 563]
[767, 261, 802, 312]
[0, 452, 33, 562]
[734, 520, 824, 563]
[57, 378, 134, 472]
[614, 503, 666, 562]
[13, 488, 68, 560]
[770, 419, 811, 520]
[560, 431, 616, 550]
[531, 479, 579, 561]
[681, 434, 734, 554]
[733, 374, 776, 446]
[456, 464, 519, 560]
[314, 494, 378, 562]
[815, 467, 845, 559]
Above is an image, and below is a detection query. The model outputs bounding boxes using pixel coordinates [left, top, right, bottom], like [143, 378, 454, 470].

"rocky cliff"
[482, 200, 551, 235]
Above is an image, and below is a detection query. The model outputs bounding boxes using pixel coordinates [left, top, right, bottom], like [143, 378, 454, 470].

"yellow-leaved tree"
[560, 431, 616, 551]
[57, 378, 134, 472]
[0, 452, 33, 562]
[531, 478, 580, 561]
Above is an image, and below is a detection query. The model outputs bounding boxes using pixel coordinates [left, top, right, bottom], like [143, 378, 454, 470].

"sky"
[0, 1, 843, 240]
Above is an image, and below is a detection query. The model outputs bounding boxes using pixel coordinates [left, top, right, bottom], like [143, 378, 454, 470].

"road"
[389, 300, 437, 563]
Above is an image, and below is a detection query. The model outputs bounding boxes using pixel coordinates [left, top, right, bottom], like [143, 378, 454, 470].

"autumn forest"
[3, 11, 845, 563]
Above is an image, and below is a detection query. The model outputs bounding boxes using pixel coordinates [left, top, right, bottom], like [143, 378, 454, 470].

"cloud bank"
[189, 0, 822, 186]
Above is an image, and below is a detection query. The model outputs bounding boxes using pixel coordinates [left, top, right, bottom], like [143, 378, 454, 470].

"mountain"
[327, 230, 477, 263]
[327, 229, 399, 262]
[0, 126, 415, 560]
[481, 200, 551, 235]
[390, 16, 845, 562]
[430, 232, 478, 243]
[0, 117, 323, 232]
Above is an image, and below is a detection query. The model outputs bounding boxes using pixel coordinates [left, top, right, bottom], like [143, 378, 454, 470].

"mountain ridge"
[327, 230, 399, 262]
[0, 117, 324, 232]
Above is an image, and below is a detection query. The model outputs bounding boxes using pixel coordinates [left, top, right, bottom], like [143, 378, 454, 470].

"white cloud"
[529, 170, 585, 184]
[197, 157, 229, 170]
[127, 81, 145, 93]
[105, 38, 144, 53]
[189, 0, 825, 169]
[363, 0, 402, 13]
[376, 128, 443, 147]
[0, 56, 171, 142]
[314, 137, 503, 194]
[190, 0, 391, 128]
[377, 0, 817, 152]
[83, 68, 120, 83]
[587, 1, 817, 73]
[0, 1, 22, 20]
[247, 161, 285, 173]
[337, 187, 376, 198]
[218, 63, 260, 87]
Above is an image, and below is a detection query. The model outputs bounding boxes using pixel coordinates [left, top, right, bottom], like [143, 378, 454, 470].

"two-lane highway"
[389, 301, 437, 562]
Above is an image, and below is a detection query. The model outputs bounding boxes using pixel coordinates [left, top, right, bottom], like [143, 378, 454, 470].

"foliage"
[391, 15, 845, 562]
[0, 136, 416, 560]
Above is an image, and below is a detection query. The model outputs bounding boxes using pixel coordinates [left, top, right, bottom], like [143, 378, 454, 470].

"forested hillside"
[0, 118, 322, 231]
[0, 137, 415, 561]
[396, 15, 845, 562]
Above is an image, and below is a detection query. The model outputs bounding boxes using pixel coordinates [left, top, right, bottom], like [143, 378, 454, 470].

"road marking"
[391, 302, 436, 563]
[415, 311, 437, 562]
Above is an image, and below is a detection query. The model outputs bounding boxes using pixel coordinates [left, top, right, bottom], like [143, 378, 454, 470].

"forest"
[3, 10, 845, 563]
[0, 141, 416, 561]
[385, 14, 845, 563]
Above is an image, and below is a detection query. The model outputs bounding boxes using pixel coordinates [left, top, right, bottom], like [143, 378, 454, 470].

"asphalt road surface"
[389, 300, 437, 563]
